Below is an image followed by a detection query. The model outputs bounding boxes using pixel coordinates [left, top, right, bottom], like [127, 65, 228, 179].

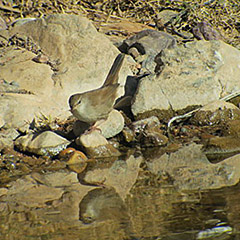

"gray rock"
[14, 131, 70, 156]
[0, 14, 131, 130]
[122, 29, 176, 74]
[132, 40, 240, 119]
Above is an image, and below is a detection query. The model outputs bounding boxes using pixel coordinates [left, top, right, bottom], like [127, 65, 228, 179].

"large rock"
[0, 14, 131, 129]
[132, 40, 240, 119]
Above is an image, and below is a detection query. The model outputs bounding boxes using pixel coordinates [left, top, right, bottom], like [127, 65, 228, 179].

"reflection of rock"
[14, 131, 70, 156]
[203, 136, 240, 162]
[146, 143, 240, 190]
[78, 154, 142, 199]
[132, 40, 240, 120]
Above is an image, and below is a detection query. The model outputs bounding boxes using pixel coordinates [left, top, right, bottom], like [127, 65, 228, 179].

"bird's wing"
[85, 84, 119, 109]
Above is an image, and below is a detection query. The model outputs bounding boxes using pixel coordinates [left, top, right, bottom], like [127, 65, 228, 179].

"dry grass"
[0, 0, 239, 48]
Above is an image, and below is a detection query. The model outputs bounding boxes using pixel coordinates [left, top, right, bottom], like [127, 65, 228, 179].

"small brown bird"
[69, 53, 125, 127]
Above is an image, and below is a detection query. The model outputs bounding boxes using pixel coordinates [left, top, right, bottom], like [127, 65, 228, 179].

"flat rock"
[14, 131, 70, 156]
[132, 40, 240, 119]
[0, 14, 131, 129]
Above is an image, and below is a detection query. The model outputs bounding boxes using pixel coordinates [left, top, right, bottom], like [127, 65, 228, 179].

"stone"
[122, 29, 176, 56]
[225, 120, 240, 138]
[76, 130, 121, 158]
[190, 100, 240, 126]
[0, 14, 131, 129]
[132, 40, 240, 119]
[97, 109, 125, 138]
[73, 109, 124, 139]
[132, 116, 168, 147]
[14, 131, 70, 156]
[121, 29, 176, 74]
[193, 21, 221, 40]
[0, 128, 19, 149]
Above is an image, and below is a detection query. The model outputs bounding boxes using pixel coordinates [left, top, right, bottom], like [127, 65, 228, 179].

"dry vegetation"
[0, 0, 240, 48]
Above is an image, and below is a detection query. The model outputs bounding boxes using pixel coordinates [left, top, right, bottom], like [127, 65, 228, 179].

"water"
[0, 159, 240, 240]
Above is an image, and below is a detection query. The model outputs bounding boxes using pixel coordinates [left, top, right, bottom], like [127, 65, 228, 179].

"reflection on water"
[0, 167, 240, 239]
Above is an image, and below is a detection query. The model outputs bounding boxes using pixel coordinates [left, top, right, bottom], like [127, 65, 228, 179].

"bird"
[69, 53, 125, 130]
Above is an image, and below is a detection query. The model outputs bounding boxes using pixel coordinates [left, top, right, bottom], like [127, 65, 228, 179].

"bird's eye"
[77, 99, 81, 105]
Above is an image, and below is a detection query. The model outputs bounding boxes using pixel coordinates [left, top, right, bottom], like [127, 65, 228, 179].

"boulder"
[132, 40, 240, 119]
[0, 14, 131, 129]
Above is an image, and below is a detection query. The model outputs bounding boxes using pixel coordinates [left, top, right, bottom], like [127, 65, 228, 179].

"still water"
[0, 158, 240, 240]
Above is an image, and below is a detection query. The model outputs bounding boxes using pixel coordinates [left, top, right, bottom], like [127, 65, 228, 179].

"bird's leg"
[83, 119, 105, 135]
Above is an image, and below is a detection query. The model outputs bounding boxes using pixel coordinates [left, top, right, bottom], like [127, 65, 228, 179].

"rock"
[0, 14, 131, 129]
[146, 143, 240, 190]
[14, 131, 70, 156]
[122, 29, 176, 57]
[122, 126, 135, 143]
[59, 148, 89, 173]
[0, 128, 19, 149]
[76, 130, 121, 158]
[156, 10, 179, 26]
[190, 100, 240, 126]
[132, 40, 240, 119]
[79, 154, 143, 199]
[121, 29, 176, 73]
[132, 116, 168, 147]
[73, 109, 124, 138]
[193, 21, 221, 40]
[97, 109, 125, 138]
